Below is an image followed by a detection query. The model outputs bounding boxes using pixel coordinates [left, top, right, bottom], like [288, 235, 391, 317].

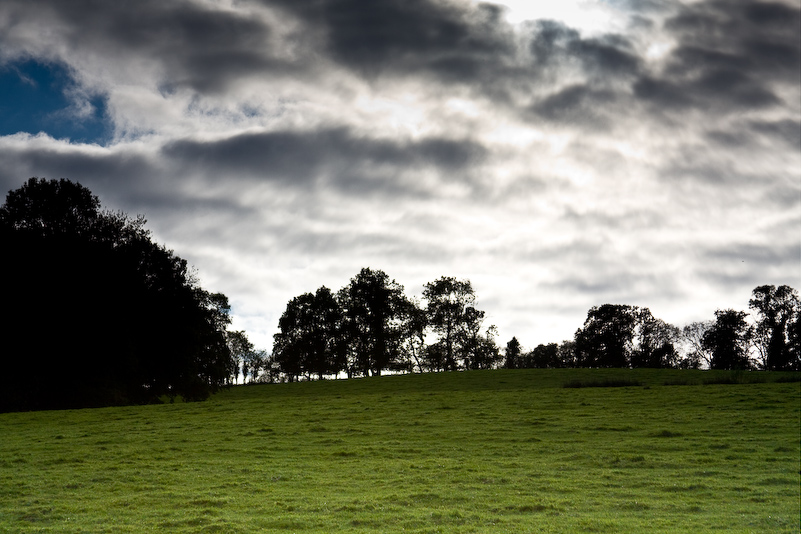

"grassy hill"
[1, 369, 799, 533]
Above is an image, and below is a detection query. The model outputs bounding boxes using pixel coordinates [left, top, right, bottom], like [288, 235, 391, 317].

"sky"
[1, 0, 799, 352]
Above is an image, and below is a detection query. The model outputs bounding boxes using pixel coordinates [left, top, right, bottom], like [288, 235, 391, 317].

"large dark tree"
[273, 286, 345, 381]
[630, 309, 680, 368]
[574, 304, 637, 367]
[338, 268, 407, 377]
[422, 276, 476, 370]
[702, 309, 753, 370]
[503, 337, 522, 369]
[749, 285, 799, 371]
[0, 178, 234, 411]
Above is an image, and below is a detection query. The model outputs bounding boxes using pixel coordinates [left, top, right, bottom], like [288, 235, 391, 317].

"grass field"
[1, 369, 799, 533]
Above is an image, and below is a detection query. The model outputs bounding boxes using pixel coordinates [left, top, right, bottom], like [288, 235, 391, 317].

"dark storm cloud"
[635, 0, 800, 112]
[634, 67, 781, 110]
[529, 20, 641, 76]
[3, 0, 796, 125]
[530, 84, 619, 125]
[0, 143, 154, 188]
[269, 0, 514, 82]
[705, 119, 801, 149]
[0, 0, 296, 94]
[749, 119, 801, 149]
[0, 141, 192, 215]
[162, 127, 488, 195]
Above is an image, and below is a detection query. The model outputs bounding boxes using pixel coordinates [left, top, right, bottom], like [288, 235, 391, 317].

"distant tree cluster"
[502, 286, 800, 372]
[264, 269, 500, 382]
[258, 264, 801, 383]
[0, 178, 245, 412]
[256, 275, 800, 383]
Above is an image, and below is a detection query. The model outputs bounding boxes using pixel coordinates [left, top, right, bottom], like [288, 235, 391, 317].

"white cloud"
[0, 0, 798, 352]
[491, 0, 625, 34]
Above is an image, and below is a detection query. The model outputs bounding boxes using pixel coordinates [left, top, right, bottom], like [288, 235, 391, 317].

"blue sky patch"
[0, 60, 111, 144]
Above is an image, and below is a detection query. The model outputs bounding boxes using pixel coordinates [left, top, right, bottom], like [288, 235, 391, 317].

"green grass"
[1, 369, 799, 533]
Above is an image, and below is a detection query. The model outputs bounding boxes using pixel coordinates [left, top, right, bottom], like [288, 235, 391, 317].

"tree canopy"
[0, 178, 235, 411]
[749, 285, 800, 371]
[3, 179, 796, 411]
[703, 309, 753, 371]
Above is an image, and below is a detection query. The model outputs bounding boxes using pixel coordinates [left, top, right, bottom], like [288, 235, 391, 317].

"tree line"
[504, 290, 800, 373]
[2, 178, 797, 411]
[246, 277, 800, 383]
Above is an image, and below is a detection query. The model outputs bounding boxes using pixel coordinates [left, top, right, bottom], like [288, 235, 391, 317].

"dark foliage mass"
[2, 178, 796, 410]
[0, 178, 236, 412]
[270, 272, 500, 381]
[266, 277, 799, 382]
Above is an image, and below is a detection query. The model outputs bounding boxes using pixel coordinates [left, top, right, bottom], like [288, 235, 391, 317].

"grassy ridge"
[1, 369, 799, 533]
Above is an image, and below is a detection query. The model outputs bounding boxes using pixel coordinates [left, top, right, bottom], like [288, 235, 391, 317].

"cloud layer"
[1, 0, 798, 349]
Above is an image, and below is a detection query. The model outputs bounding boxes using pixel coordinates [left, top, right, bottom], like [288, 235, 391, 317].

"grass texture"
[1, 369, 799, 533]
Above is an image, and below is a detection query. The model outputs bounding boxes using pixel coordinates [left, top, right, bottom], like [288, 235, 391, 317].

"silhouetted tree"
[423, 341, 448, 372]
[273, 286, 344, 381]
[256, 352, 282, 384]
[749, 285, 799, 371]
[423, 276, 476, 370]
[676, 351, 701, 370]
[462, 318, 501, 370]
[396, 297, 428, 373]
[338, 268, 407, 377]
[526, 343, 560, 368]
[246, 350, 268, 383]
[681, 321, 714, 368]
[228, 330, 260, 384]
[574, 304, 637, 367]
[0, 178, 234, 411]
[557, 340, 577, 368]
[702, 309, 753, 370]
[504, 337, 522, 369]
[631, 309, 680, 368]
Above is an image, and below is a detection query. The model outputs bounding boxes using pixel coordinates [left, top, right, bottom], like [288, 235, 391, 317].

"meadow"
[0, 369, 798, 533]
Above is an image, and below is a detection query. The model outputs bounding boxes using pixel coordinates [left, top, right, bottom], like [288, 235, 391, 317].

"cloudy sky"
[1, 0, 799, 351]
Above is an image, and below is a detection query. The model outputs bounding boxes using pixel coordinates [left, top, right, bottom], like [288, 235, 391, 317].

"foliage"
[271, 272, 500, 380]
[270, 277, 799, 380]
[422, 277, 473, 370]
[749, 284, 800, 371]
[273, 286, 345, 381]
[227, 330, 266, 384]
[522, 343, 561, 369]
[0, 178, 234, 411]
[338, 268, 408, 377]
[630, 310, 681, 368]
[504, 336, 522, 369]
[395, 297, 428, 373]
[703, 309, 754, 370]
[574, 304, 637, 367]
[681, 321, 713, 368]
